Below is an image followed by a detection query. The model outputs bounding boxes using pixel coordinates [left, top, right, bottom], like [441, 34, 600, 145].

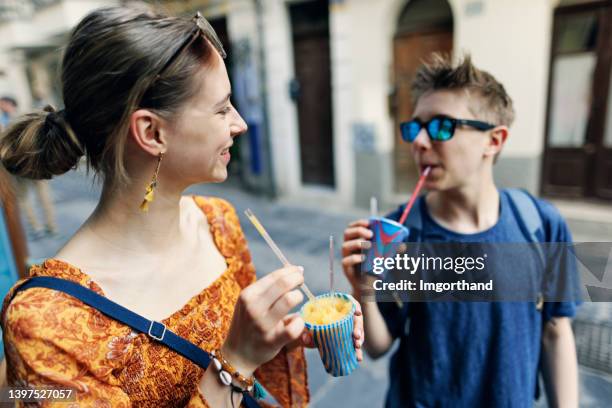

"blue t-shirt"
[378, 190, 578, 408]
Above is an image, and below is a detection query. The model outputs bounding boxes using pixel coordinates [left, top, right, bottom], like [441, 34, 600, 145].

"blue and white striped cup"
[300, 292, 359, 377]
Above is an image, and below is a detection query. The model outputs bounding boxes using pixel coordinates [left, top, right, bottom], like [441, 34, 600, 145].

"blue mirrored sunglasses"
[400, 116, 496, 143]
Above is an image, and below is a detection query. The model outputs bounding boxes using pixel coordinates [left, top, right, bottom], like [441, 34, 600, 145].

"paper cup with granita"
[243, 212, 359, 377]
[364, 167, 431, 276]
[300, 292, 359, 377]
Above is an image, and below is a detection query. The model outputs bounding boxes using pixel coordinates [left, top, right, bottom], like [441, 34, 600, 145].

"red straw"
[398, 166, 431, 225]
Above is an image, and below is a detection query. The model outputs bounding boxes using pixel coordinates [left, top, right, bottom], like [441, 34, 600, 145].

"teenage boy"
[342, 54, 579, 407]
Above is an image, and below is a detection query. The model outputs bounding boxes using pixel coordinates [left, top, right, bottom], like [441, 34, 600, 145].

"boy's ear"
[128, 109, 169, 156]
[484, 126, 508, 159]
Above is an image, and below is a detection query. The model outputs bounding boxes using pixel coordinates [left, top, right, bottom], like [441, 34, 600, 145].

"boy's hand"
[342, 219, 373, 296]
[341, 219, 395, 360]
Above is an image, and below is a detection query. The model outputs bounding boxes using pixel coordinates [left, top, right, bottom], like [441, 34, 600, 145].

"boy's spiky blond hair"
[411, 53, 515, 127]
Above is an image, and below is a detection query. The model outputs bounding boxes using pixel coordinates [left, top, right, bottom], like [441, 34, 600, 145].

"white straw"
[244, 209, 315, 301]
[329, 235, 334, 293]
[370, 196, 378, 217]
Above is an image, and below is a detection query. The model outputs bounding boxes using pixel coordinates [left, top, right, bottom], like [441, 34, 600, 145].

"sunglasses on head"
[146, 12, 225, 89]
[139, 12, 225, 107]
[400, 115, 496, 143]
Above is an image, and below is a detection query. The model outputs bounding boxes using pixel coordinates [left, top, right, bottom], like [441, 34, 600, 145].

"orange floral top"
[1, 196, 309, 407]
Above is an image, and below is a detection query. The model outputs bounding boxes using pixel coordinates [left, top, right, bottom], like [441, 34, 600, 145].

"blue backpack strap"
[9, 276, 262, 407]
[505, 188, 544, 243]
[505, 188, 545, 267]
[504, 189, 551, 402]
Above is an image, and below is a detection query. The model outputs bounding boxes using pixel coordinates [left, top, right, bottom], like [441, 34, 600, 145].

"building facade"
[1, 0, 610, 209]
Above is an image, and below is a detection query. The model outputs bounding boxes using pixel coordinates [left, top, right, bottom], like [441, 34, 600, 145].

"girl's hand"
[221, 265, 306, 376]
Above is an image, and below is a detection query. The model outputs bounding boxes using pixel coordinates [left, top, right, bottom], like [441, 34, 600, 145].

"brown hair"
[411, 53, 515, 127]
[0, 3, 224, 185]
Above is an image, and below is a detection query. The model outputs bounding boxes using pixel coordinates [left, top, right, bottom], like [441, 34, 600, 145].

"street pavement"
[19, 168, 612, 407]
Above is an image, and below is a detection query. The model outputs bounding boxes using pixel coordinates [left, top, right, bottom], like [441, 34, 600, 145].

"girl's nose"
[231, 109, 248, 137]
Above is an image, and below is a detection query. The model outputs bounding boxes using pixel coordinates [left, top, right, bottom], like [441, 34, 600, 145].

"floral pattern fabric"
[1, 196, 309, 407]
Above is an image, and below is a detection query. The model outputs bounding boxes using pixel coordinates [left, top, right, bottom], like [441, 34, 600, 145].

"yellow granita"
[303, 296, 352, 325]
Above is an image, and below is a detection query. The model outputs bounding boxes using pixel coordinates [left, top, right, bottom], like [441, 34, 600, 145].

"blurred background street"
[2, 0, 612, 406]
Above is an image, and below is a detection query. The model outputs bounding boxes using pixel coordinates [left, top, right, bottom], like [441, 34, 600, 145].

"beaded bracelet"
[211, 349, 254, 392]
[211, 349, 268, 401]
[211, 349, 267, 400]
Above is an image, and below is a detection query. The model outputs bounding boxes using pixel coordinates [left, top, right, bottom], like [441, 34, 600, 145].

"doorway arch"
[392, 0, 453, 192]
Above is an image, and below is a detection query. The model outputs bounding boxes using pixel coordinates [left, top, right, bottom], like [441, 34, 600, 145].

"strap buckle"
[148, 320, 167, 341]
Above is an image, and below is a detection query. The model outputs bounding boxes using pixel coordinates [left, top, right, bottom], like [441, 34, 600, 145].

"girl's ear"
[128, 109, 168, 156]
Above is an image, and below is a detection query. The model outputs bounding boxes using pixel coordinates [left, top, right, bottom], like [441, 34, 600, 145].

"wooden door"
[290, 0, 335, 187]
[593, 4, 612, 199]
[392, 31, 452, 192]
[543, 3, 612, 199]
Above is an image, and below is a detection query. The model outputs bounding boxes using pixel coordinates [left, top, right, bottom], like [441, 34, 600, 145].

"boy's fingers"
[348, 219, 370, 228]
[342, 254, 366, 268]
[342, 239, 371, 255]
[343, 226, 373, 241]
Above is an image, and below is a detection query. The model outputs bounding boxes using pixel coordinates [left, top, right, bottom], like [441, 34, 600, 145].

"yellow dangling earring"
[140, 152, 164, 212]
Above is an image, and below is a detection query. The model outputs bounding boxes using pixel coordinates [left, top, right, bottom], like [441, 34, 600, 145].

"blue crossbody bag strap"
[9, 276, 261, 408]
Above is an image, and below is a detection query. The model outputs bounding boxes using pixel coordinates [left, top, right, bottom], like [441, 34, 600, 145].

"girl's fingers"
[350, 294, 363, 316]
[267, 289, 304, 323]
[243, 266, 302, 304]
[275, 315, 305, 347]
[353, 318, 364, 349]
[259, 268, 305, 311]
[301, 331, 315, 348]
[282, 313, 300, 325]
[347, 294, 364, 349]
[356, 347, 363, 362]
